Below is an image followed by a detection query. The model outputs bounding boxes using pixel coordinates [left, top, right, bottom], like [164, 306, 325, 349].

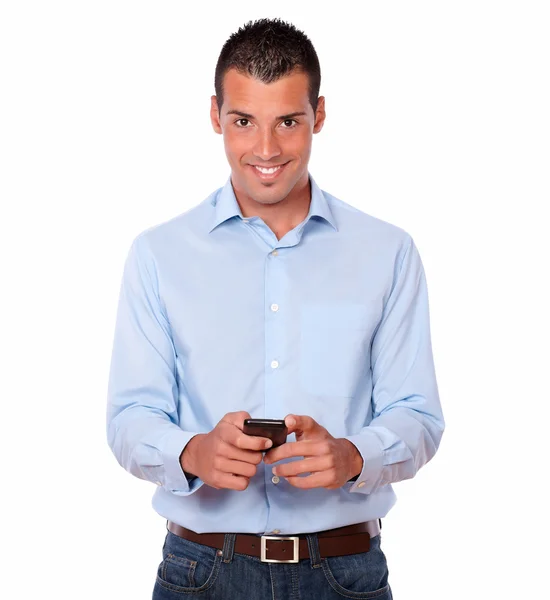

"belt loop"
[306, 533, 322, 568]
[221, 533, 236, 563]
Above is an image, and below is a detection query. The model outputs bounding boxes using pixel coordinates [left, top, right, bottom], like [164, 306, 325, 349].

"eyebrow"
[226, 110, 307, 120]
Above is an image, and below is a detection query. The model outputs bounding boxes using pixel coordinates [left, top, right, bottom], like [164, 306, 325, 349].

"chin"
[249, 189, 286, 205]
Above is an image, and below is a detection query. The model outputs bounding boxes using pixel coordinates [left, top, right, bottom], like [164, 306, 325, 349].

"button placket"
[269, 298, 279, 371]
[264, 243, 288, 534]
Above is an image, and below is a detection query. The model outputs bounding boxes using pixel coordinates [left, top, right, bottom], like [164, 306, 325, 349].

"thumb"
[223, 411, 251, 431]
[284, 414, 320, 439]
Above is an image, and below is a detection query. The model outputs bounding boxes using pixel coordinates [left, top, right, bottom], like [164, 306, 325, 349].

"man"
[106, 17, 444, 600]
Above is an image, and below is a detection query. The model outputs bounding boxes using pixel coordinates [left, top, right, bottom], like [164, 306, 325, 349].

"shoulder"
[322, 187, 413, 252]
[131, 187, 220, 255]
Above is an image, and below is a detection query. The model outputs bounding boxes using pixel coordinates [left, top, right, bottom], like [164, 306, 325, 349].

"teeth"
[254, 165, 282, 174]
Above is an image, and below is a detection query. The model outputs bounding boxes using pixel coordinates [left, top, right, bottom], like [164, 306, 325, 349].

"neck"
[233, 174, 311, 240]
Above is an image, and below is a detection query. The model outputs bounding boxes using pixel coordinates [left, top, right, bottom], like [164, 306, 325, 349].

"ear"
[313, 96, 326, 134]
[210, 95, 222, 134]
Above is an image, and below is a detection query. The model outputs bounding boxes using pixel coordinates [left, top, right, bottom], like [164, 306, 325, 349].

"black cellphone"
[242, 418, 288, 450]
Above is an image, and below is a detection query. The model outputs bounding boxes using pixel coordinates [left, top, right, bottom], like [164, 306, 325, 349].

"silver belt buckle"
[260, 535, 300, 563]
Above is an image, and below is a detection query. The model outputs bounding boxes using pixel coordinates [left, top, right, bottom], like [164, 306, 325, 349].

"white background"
[1, 1, 549, 598]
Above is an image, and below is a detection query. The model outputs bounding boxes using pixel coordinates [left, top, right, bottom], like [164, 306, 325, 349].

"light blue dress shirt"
[106, 172, 445, 535]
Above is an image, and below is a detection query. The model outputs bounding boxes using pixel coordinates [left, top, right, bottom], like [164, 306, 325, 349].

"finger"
[235, 432, 273, 452]
[214, 471, 251, 491]
[284, 470, 332, 489]
[222, 410, 252, 430]
[215, 456, 257, 479]
[220, 420, 271, 452]
[223, 440, 265, 465]
[271, 457, 327, 478]
[264, 440, 321, 464]
[284, 414, 320, 437]
[284, 414, 297, 428]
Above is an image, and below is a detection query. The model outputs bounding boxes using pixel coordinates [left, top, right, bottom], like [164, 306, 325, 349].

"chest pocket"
[300, 303, 371, 397]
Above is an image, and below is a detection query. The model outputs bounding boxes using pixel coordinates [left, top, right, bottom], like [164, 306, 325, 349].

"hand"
[263, 414, 364, 489]
[180, 411, 273, 491]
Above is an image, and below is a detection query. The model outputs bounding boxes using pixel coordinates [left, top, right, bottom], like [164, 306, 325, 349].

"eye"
[233, 118, 298, 129]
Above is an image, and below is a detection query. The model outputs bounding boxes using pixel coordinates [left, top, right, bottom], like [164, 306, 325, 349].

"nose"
[252, 127, 282, 163]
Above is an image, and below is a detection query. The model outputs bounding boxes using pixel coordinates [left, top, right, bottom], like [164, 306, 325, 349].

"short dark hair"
[214, 18, 321, 115]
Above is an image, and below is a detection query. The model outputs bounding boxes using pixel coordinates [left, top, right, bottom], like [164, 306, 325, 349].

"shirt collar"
[207, 172, 338, 234]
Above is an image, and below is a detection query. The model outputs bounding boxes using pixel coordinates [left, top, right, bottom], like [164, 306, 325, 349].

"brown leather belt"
[167, 519, 381, 563]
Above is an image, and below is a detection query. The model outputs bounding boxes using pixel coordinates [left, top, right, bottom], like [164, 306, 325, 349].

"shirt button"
[271, 249, 278, 256]
[272, 475, 280, 484]
[271, 360, 279, 369]
[357, 482, 366, 488]
[270, 303, 279, 312]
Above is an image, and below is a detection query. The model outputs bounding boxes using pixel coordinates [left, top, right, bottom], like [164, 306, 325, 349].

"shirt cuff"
[159, 429, 205, 495]
[342, 429, 385, 494]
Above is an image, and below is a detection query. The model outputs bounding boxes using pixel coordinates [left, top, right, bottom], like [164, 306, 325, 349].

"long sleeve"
[106, 233, 204, 495]
[344, 235, 445, 494]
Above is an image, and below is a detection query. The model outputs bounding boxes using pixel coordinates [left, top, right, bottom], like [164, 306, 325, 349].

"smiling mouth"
[249, 161, 289, 180]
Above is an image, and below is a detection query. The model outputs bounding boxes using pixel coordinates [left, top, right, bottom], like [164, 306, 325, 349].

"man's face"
[210, 68, 325, 206]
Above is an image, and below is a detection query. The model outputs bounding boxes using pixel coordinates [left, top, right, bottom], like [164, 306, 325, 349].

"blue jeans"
[152, 527, 393, 599]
